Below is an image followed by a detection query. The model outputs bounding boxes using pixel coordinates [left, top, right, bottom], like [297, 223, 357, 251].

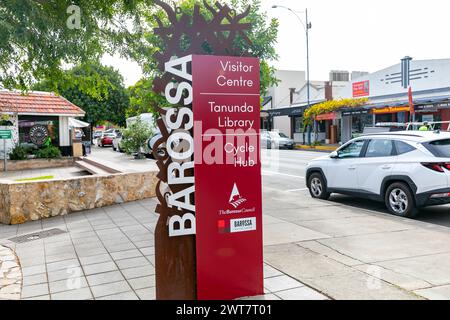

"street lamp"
[272, 5, 312, 144]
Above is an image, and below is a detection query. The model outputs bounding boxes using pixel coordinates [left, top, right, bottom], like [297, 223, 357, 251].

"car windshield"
[279, 133, 289, 138]
[269, 132, 281, 139]
[423, 139, 450, 157]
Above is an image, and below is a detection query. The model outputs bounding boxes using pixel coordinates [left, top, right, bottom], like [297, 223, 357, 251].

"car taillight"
[421, 162, 450, 172]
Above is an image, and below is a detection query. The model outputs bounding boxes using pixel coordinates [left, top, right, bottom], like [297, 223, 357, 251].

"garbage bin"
[82, 141, 91, 155]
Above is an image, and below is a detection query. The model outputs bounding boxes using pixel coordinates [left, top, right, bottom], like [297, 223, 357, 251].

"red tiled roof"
[0, 90, 85, 116]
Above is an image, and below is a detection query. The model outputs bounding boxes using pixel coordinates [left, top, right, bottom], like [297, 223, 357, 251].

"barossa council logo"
[229, 183, 247, 209]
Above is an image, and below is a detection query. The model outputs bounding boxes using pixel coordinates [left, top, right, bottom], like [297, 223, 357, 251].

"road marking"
[262, 170, 305, 179]
[286, 188, 309, 192]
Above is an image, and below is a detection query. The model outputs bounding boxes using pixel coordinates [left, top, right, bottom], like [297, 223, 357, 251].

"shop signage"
[352, 80, 370, 97]
[372, 106, 410, 114]
[0, 130, 12, 139]
[438, 103, 450, 109]
[315, 112, 336, 121]
[342, 109, 369, 116]
[267, 106, 305, 117]
[29, 125, 49, 146]
[192, 55, 263, 300]
[415, 105, 438, 113]
[151, 0, 262, 301]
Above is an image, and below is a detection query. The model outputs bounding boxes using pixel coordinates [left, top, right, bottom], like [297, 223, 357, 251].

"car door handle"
[381, 165, 392, 170]
[348, 166, 356, 170]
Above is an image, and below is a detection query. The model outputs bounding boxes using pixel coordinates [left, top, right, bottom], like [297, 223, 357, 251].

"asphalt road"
[261, 148, 450, 228]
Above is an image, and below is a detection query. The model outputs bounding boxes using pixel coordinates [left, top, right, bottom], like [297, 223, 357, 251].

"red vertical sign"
[408, 86, 415, 115]
[192, 55, 263, 300]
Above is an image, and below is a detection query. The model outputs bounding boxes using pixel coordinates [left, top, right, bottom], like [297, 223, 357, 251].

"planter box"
[0, 171, 158, 224]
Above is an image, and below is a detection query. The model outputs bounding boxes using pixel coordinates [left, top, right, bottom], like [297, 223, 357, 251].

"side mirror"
[330, 151, 339, 159]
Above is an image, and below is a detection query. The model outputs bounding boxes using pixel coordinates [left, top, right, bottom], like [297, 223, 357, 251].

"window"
[423, 139, 450, 157]
[365, 139, 394, 157]
[294, 117, 303, 133]
[18, 115, 59, 147]
[395, 141, 416, 155]
[337, 140, 365, 159]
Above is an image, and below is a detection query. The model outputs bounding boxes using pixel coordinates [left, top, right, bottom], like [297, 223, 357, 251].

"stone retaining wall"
[0, 158, 76, 171]
[0, 171, 157, 224]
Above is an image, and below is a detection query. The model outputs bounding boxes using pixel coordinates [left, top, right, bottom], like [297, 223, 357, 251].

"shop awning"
[262, 96, 272, 107]
[265, 100, 325, 117]
[316, 112, 336, 121]
[341, 108, 370, 116]
[364, 94, 450, 110]
[69, 117, 90, 128]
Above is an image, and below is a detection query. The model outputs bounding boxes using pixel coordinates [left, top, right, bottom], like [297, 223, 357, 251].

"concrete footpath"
[262, 181, 450, 300]
[1, 187, 450, 299]
[0, 199, 326, 300]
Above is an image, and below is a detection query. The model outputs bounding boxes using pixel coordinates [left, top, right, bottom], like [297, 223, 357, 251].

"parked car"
[261, 131, 295, 149]
[112, 131, 124, 152]
[93, 130, 103, 139]
[145, 131, 163, 157]
[306, 131, 450, 218]
[98, 132, 116, 147]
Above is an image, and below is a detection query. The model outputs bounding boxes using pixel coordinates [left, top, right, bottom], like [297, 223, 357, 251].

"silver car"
[261, 131, 295, 149]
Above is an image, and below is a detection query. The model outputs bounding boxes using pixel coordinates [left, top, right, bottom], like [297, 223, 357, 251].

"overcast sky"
[102, 0, 450, 87]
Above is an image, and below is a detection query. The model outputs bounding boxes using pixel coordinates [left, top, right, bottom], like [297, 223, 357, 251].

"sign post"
[151, 0, 263, 301]
[0, 130, 12, 172]
[192, 55, 263, 300]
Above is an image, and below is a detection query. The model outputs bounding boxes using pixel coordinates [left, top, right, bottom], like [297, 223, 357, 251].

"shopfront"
[0, 90, 85, 156]
[266, 105, 308, 142]
[337, 57, 450, 142]
[315, 112, 340, 144]
[341, 108, 372, 141]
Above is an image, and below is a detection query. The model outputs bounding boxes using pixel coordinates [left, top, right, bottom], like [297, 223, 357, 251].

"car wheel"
[308, 173, 330, 200]
[385, 182, 417, 218]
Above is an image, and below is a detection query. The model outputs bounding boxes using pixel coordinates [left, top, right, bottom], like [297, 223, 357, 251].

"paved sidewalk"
[87, 146, 158, 173]
[0, 198, 327, 300]
[4, 182, 450, 299]
[0, 245, 22, 299]
[261, 180, 450, 300]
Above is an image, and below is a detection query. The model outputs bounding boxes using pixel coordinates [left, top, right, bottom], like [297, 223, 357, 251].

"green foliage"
[303, 98, 369, 126]
[34, 146, 62, 159]
[0, 114, 13, 126]
[146, 0, 279, 96]
[34, 62, 129, 127]
[0, 0, 152, 91]
[121, 117, 152, 158]
[126, 78, 170, 118]
[9, 145, 28, 160]
[2, 0, 279, 110]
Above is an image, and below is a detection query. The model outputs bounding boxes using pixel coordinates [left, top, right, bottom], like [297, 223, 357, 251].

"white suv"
[306, 131, 450, 218]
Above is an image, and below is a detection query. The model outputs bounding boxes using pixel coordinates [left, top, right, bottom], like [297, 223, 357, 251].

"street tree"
[145, 0, 279, 97]
[0, 0, 152, 91]
[126, 78, 170, 118]
[121, 116, 153, 159]
[34, 62, 129, 127]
